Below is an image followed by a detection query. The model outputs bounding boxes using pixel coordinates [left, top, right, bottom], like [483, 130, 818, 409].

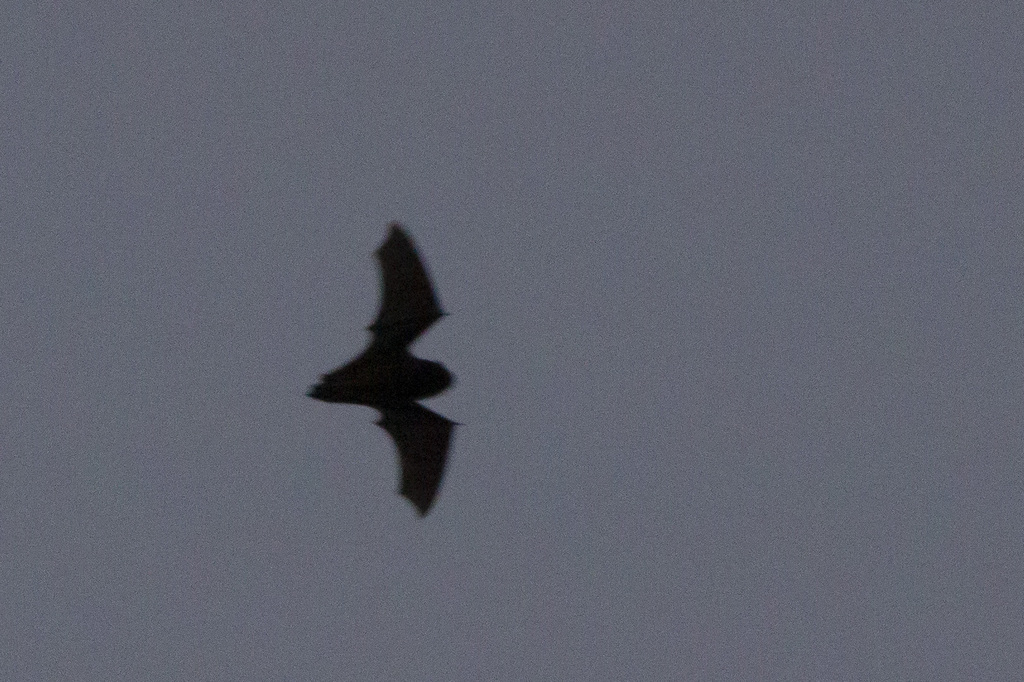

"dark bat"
[308, 224, 456, 516]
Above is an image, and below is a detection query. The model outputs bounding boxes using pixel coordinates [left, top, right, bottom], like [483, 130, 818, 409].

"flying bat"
[308, 223, 456, 516]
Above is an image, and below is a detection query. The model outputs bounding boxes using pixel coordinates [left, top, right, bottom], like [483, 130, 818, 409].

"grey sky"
[2, 3, 1022, 680]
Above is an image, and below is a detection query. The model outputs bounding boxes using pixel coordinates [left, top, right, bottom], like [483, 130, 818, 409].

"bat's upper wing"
[368, 224, 444, 351]
[376, 403, 456, 516]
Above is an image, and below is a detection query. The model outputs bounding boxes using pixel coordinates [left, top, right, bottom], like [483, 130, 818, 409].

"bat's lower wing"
[368, 224, 444, 351]
[376, 403, 456, 516]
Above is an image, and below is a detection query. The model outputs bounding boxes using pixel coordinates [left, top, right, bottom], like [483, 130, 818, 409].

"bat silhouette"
[308, 224, 456, 516]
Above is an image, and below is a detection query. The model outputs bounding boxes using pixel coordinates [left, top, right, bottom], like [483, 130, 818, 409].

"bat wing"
[376, 403, 456, 516]
[368, 224, 444, 351]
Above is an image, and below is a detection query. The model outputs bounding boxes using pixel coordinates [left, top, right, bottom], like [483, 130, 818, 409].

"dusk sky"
[2, 4, 1022, 680]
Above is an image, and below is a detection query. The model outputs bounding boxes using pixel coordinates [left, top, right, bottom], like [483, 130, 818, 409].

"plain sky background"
[2, 3, 1022, 680]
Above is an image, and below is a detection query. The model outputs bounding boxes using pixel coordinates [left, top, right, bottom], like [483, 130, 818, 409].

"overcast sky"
[2, 3, 1022, 680]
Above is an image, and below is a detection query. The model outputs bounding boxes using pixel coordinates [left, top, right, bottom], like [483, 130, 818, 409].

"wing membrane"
[368, 224, 444, 350]
[376, 403, 456, 515]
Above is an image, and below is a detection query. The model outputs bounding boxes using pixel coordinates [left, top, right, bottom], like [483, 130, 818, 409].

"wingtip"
[401, 492, 433, 517]
[377, 222, 413, 256]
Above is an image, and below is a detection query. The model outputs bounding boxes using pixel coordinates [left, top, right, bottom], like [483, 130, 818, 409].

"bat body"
[308, 224, 456, 516]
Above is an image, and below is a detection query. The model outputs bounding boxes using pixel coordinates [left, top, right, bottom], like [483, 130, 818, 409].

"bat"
[308, 223, 456, 516]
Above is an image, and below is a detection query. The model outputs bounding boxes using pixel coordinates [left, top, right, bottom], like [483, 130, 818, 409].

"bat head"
[415, 359, 453, 399]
